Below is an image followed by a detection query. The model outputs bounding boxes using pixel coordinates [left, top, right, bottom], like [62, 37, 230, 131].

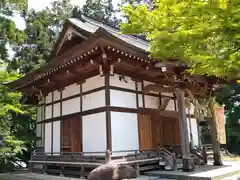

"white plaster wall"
[111, 112, 139, 152]
[186, 103, 195, 115]
[39, 98, 45, 104]
[145, 95, 159, 109]
[82, 112, 106, 152]
[62, 97, 80, 115]
[187, 118, 199, 147]
[36, 124, 41, 147]
[45, 105, 52, 119]
[82, 75, 105, 92]
[41, 123, 44, 147]
[53, 90, 61, 101]
[53, 121, 61, 153]
[53, 103, 61, 117]
[110, 74, 135, 90]
[110, 90, 137, 109]
[161, 92, 174, 97]
[44, 122, 52, 153]
[36, 106, 42, 122]
[45, 93, 52, 104]
[62, 83, 80, 99]
[138, 94, 143, 108]
[143, 81, 158, 94]
[82, 90, 105, 111]
[137, 82, 142, 91]
[165, 99, 176, 111]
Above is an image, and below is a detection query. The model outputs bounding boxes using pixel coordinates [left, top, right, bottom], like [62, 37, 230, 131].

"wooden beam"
[39, 69, 99, 94]
[143, 83, 209, 97]
[143, 84, 175, 93]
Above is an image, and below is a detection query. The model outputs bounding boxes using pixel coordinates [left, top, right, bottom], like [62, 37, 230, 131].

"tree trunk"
[209, 98, 223, 166]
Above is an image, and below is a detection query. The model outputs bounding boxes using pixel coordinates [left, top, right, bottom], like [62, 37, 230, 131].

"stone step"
[0, 173, 176, 180]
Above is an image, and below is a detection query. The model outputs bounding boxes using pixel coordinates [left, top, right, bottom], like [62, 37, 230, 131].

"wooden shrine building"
[6, 14, 227, 176]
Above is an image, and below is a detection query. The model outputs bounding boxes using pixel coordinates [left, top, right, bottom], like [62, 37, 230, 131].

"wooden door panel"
[138, 114, 153, 150]
[61, 115, 82, 152]
[71, 116, 81, 152]
[163, 119, 174, 146]
[161, 117, 180, 147]
[173, 118, 181, 144]
[152, 117, 163, 148]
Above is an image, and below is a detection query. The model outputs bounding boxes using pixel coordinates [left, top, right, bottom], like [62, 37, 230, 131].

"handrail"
[157, 147, 176, 170]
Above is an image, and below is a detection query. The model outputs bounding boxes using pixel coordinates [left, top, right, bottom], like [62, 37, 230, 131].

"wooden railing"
[29, 148, 170, 177]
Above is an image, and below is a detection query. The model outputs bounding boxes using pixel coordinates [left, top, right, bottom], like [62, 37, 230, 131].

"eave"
[5, 16, 230, 101]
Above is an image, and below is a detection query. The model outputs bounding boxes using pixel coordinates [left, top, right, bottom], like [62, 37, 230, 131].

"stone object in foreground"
[87, 163, 137, 180]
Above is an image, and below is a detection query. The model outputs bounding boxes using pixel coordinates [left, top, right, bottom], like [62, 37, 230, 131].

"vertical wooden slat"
[173, 118, 181, 145]
[80, 84, 83, 151]
[138, 114, 153, 150]
[60, 90, 63, 152]
[51, 93, 54, 154]
[43, 97, 46, 151]
[105, 74, 112, 151]
[80, 83, 83, 112]
[151, 116, 157, 148]
[141, 81, 145, 108]
[135, 81, 139, 108]
[159, 93, 162, 106]
[136, 81, 141, 149]
[173, 94, 177, 111]
[70, 116, 81, 152]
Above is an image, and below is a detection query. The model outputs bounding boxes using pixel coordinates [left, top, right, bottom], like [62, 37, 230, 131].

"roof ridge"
[70, 8, 148, 43]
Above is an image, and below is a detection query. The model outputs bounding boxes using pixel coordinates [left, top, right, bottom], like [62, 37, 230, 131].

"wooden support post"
[197, 117, 203, 149]
[209, 98, 223, 166]
[105, 149, 111, 163]
[28, 152, 33, 172]
[43, 153, 47, 174]
[105, 74, 112, 151]
[28, 162, 33, 172]
[176, 90, 193, 172]
[135, 164, 140, 177]
[80, 165, 84, 179]
[60, 164, 64, 177]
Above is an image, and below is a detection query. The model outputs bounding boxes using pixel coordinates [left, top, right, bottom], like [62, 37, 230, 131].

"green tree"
[83, 0, 114, 22]
[216, 84, 240, 153]
[120, 0, 240, 79]
[6, 0, 73, 73]
[0, 0, 27, 63]
[0, 68, 36, 172]
[6, 0, 145, 73]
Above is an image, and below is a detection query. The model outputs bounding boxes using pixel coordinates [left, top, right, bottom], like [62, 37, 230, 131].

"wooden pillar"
[176, 90, 193, 171]
[187, 108, 194, 150]
[105, 74, 112, 151]
[197, 117, 203, 149]
[209, 98, 223, 166]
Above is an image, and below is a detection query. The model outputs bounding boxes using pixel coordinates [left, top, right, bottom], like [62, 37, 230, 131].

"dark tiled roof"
[68, 15, 149, 52]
